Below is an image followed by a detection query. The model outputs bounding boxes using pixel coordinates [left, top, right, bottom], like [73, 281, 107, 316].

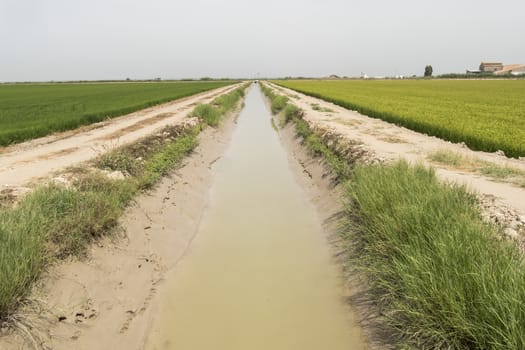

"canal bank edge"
[0, 85, 248, 349]
[262, 81, 525, 350]
[262, 85, 388, 350]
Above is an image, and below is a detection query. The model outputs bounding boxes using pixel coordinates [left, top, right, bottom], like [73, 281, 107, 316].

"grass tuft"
[190, 104, 221, 127]
[282, 104, 302, 123]
[0, 178, 133, 317]
[345, 161, 525, 349]
[428, 149, 465, 167]
[271, 96, 289, 114]
[479, 163, 524, 179]
[311, 103, 334, 113]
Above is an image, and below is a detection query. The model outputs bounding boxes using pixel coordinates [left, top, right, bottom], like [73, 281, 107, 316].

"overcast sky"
[1, 0, 524, 81]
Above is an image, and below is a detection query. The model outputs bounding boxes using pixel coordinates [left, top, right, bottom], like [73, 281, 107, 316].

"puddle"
[145, 86, 366, 349]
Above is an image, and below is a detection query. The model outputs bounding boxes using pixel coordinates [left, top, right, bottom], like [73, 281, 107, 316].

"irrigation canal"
[145, 86, 366, 349]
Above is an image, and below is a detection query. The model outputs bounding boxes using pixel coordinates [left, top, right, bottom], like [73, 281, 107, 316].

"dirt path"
[268, 83, 525, 237]
[0, 83, 241, 189]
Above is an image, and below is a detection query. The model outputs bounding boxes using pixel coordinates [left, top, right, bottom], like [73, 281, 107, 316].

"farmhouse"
[494, 64, 525, 76]
[479, 62, 503, 72]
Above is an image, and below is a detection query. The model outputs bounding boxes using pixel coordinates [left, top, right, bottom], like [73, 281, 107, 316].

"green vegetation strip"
[0, 85, 246, 320]
[275, 80, 525, 158]
[0, 81, 235, 146]
[263, 83, 525, 349]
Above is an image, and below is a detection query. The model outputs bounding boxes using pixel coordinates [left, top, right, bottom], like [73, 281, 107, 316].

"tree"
[424, 65, 433, 77]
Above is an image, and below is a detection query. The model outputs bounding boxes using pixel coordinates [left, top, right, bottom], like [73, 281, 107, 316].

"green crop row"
[275, 80, 525, 158]
[0, 81, 235, 146]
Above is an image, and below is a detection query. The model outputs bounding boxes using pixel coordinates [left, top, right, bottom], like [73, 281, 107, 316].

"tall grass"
[0, 81, 235, 146]
[346, 161, 525, 349]
[0, 177, 134, 318]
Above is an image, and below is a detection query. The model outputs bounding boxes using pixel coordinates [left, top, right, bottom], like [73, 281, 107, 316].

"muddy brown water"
[145, 86, 367, 349]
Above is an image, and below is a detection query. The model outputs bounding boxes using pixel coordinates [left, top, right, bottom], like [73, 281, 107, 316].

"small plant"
[311, 103, 334, 113]
[97, 151, 144, 177]
[271, 95, 289, 114]
[282, 104, 301, 123]
[191, 104, 221, 127]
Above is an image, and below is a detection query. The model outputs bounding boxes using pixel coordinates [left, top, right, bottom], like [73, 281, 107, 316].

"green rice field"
[276, 80, 525, 158]
[0, 81, 234, 146]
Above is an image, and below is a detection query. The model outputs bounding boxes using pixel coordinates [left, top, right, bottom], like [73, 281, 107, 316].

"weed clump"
[191, 104, 221, 127]
[271, 95, 288, 114]
[282, 104, 302, 123]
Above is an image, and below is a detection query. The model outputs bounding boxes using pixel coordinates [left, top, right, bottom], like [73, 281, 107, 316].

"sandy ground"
[0, 83, 241, 189]
[0, 110, 240, 349]
[267, 83, 525, 238]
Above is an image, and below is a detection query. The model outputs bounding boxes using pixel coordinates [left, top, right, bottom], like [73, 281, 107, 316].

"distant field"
[0, 81, 234, 146]
[276, 80, 525, 158]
